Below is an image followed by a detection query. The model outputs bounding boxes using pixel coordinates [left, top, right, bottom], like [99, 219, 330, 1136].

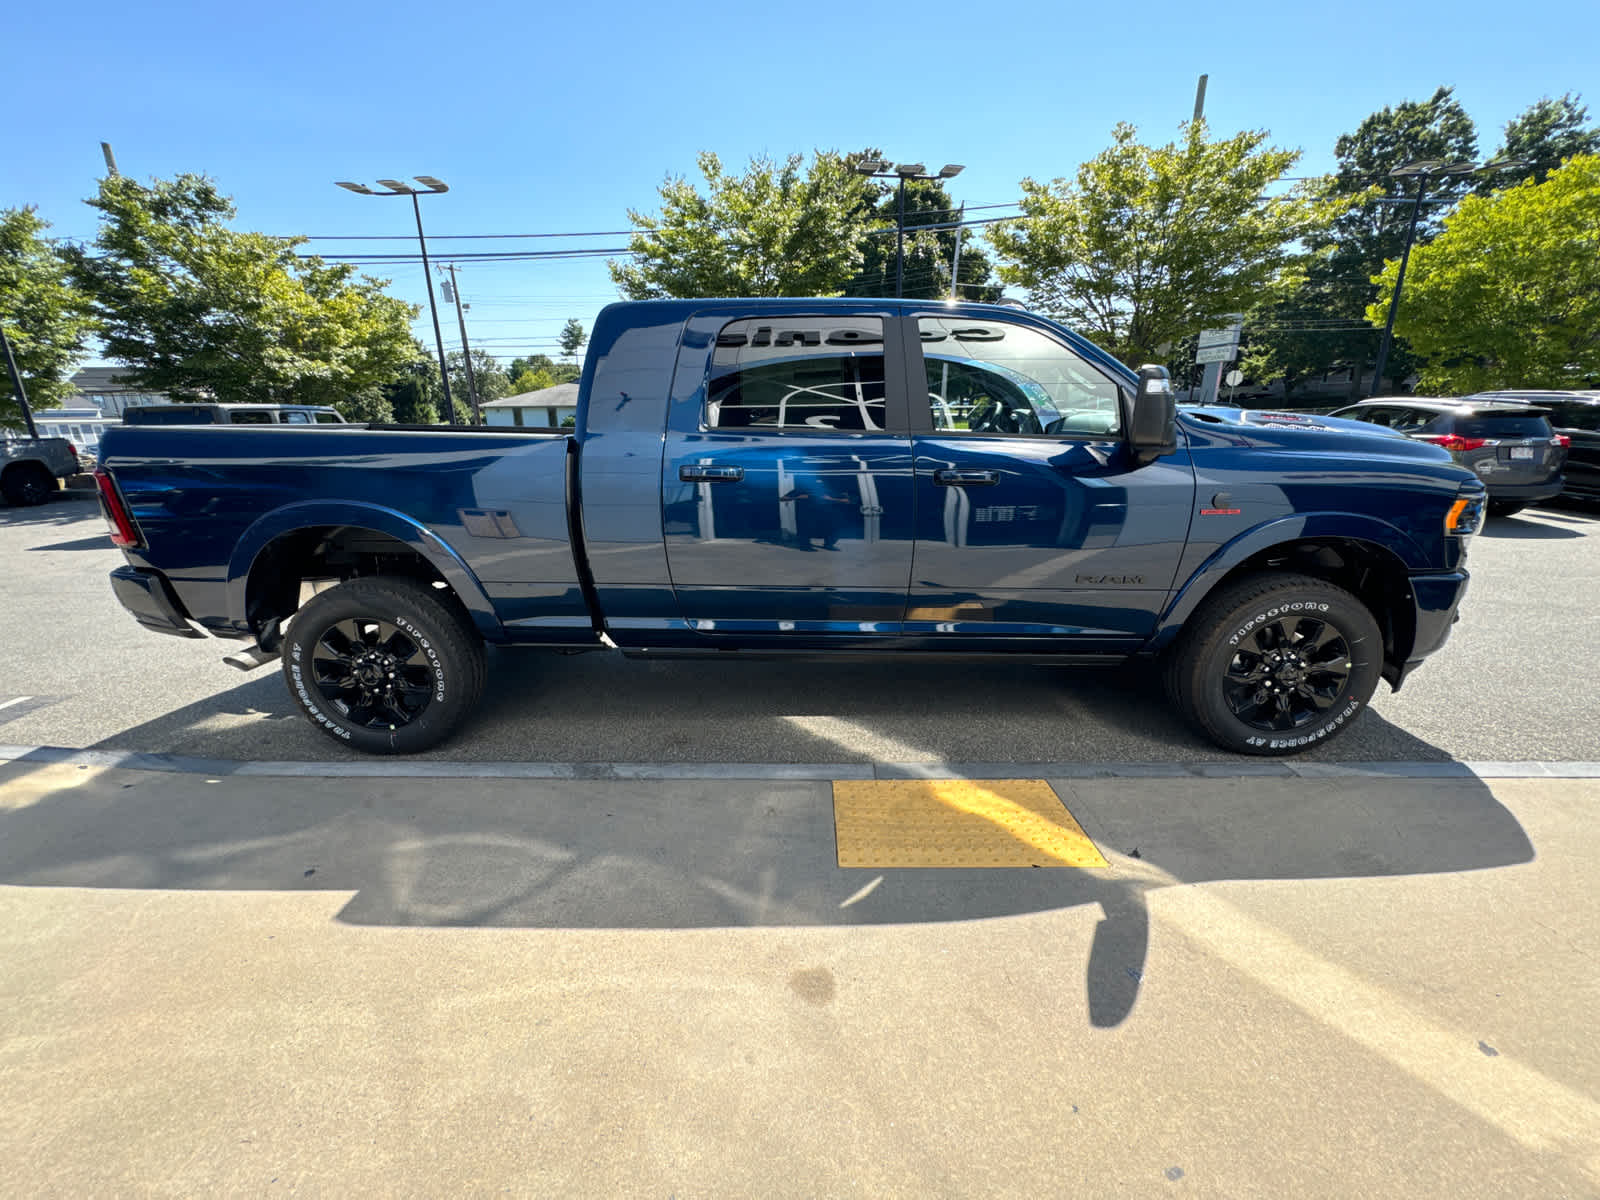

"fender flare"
[226, 500, 503, 640]
[1150, 512, 1426, 651]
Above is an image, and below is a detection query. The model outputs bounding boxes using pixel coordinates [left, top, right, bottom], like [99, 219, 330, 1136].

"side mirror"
[1128, 364, 1177, 465]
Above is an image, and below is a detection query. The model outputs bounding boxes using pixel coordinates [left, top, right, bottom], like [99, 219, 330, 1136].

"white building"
[481, 382, 579, 429]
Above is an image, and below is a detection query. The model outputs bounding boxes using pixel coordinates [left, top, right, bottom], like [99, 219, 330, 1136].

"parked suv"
[1465, 391, 1600, 503]
[122, 404, 346, 426]
[1327, 398, 1566, 516]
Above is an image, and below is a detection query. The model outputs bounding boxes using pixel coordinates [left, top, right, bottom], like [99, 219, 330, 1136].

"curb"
[4, 744, 1599, 782]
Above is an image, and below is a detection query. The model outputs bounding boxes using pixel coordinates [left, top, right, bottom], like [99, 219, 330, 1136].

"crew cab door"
[906, 312, 1195, 649]
[661, 308, 916, 638]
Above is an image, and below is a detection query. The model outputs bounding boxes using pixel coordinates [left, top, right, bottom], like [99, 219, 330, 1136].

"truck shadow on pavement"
[0, 751, 1534, 1029]
[78, 651, 1457, 766]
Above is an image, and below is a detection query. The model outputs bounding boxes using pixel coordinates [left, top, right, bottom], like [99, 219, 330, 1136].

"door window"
[707, 316, 886, 432]
[282, 411, 312, 423]
[918, 315, 1122, 437]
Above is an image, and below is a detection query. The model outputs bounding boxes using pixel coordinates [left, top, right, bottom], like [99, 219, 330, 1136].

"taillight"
[93, 467, 142, 548]
[1419, 434, 1488, 452]
[1554, 435, 1571, 448]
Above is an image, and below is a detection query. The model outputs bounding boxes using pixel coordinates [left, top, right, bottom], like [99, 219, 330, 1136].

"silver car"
[1327, 398, 1566, 517]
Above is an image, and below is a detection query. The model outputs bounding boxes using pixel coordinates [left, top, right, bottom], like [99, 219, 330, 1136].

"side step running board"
[223, 645, 281, 671]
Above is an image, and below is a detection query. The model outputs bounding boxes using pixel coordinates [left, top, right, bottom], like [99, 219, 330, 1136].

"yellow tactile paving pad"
[832, 779, 1108, 869]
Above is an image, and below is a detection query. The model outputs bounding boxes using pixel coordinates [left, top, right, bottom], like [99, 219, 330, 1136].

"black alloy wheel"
[1220, 613, 1353, 733]
[1166, 572, 1383, 756]
[281, 576, 486, 754]
[309, 617, 438, 731]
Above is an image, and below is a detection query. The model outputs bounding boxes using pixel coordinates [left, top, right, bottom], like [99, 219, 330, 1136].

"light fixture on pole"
[853, 159, 965, 298]
[336, 176, 456, 423]
[1368, 157, 1530, 397]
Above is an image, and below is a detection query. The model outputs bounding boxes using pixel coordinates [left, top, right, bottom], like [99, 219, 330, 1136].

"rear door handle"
[679, 465, 744, 483]
[933, 468, 1000, 487]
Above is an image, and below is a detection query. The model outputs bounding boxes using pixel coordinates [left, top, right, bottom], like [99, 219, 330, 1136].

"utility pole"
[1, 324, 40, 439]
[443, 264, 481, 423]
[100, 142, 120, 176]
[1192, 74, 1208, 124]
[948, 204, 965, 300]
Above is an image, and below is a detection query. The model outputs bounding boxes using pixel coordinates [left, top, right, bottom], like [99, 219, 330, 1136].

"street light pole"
[336, 176, 455, 423]
[1, 323, 40, 439]
[895, 175, 907, 298]
[1369, 173, 1430, 397]
[853, 160, 964, 299]
[1367, 157, 1530, 397]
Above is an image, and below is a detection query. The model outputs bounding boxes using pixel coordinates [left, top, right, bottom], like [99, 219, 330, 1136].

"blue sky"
[8, 0, 1597, 369]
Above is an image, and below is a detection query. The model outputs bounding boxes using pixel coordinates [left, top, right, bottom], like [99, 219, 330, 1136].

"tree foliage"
[558, 318, 587, 360]
[988, 121, 1327, 366]
[383, 354, 440, 425]
[1370, 155, 1600, 391]
[609, 151, 873, 298]
[1244, 87, 1477, 397]
[506, 353, 577, 394]
[69, 174, 418, 417]
[0, 207, 96, 426]
[450, 348, 510, 407]
[1482, 93, 1600, 189]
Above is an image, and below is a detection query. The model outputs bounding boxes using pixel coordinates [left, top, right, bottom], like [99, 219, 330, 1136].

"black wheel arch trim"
[226, 501, 503, 645]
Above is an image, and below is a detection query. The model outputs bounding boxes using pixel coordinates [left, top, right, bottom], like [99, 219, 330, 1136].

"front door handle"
[680, 465, 744, 483]
[933, 468, 1000, 487]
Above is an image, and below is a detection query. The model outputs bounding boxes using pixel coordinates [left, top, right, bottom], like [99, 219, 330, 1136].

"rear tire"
[1165, 572, 1383, 756]
[2, 463, 57, 507]
[1487, 501, 1527, 517]
[281, 576, 487, 755]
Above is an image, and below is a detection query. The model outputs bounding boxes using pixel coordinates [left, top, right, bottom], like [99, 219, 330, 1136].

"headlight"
[1446, 493, 1485, 540]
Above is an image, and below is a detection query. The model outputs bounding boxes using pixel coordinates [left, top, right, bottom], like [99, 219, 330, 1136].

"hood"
[1178, 405, 1465, 469]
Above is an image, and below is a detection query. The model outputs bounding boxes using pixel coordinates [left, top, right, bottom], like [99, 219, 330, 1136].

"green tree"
[988, 121, 1328, 367]
[508, 365, 556, 394]
[609, 151, 873, 298]
[1369, 155, 1600, 391]
[1246, 87, 1478, 398]
[69, 174, 418, 412]
[559, 318, 586, 361]
[841, 152, 1002, 301]
[449, 348, 510, 408]
[506, 352, 577, 393]
[1481, 93, 1600, 189]
[0, 208, 96, 427]
[383, 354, 440, 425]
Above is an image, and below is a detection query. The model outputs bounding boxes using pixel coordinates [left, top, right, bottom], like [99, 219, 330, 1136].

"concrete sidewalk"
[2, 756, 1597, 1196]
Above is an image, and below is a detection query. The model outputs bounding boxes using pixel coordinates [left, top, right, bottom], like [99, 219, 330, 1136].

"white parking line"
[0, 697, 35, 712]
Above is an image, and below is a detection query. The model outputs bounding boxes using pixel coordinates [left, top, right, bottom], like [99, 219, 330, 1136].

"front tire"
[281, 577, 486, 754]
[1166, 573, 1382, 756]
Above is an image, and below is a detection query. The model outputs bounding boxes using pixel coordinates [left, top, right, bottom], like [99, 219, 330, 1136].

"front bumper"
[109, 566, 207, 639]
[1485, 479, 1563, 502]
[1385, 569, 1469, 690]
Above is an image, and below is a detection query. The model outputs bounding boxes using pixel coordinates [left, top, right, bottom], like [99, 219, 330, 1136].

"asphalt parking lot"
[4, 494, 1599, 1196]
[1, 496, 1597, 765]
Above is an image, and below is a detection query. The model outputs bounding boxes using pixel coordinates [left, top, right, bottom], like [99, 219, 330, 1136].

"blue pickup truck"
[95, 299, 1485, 756]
